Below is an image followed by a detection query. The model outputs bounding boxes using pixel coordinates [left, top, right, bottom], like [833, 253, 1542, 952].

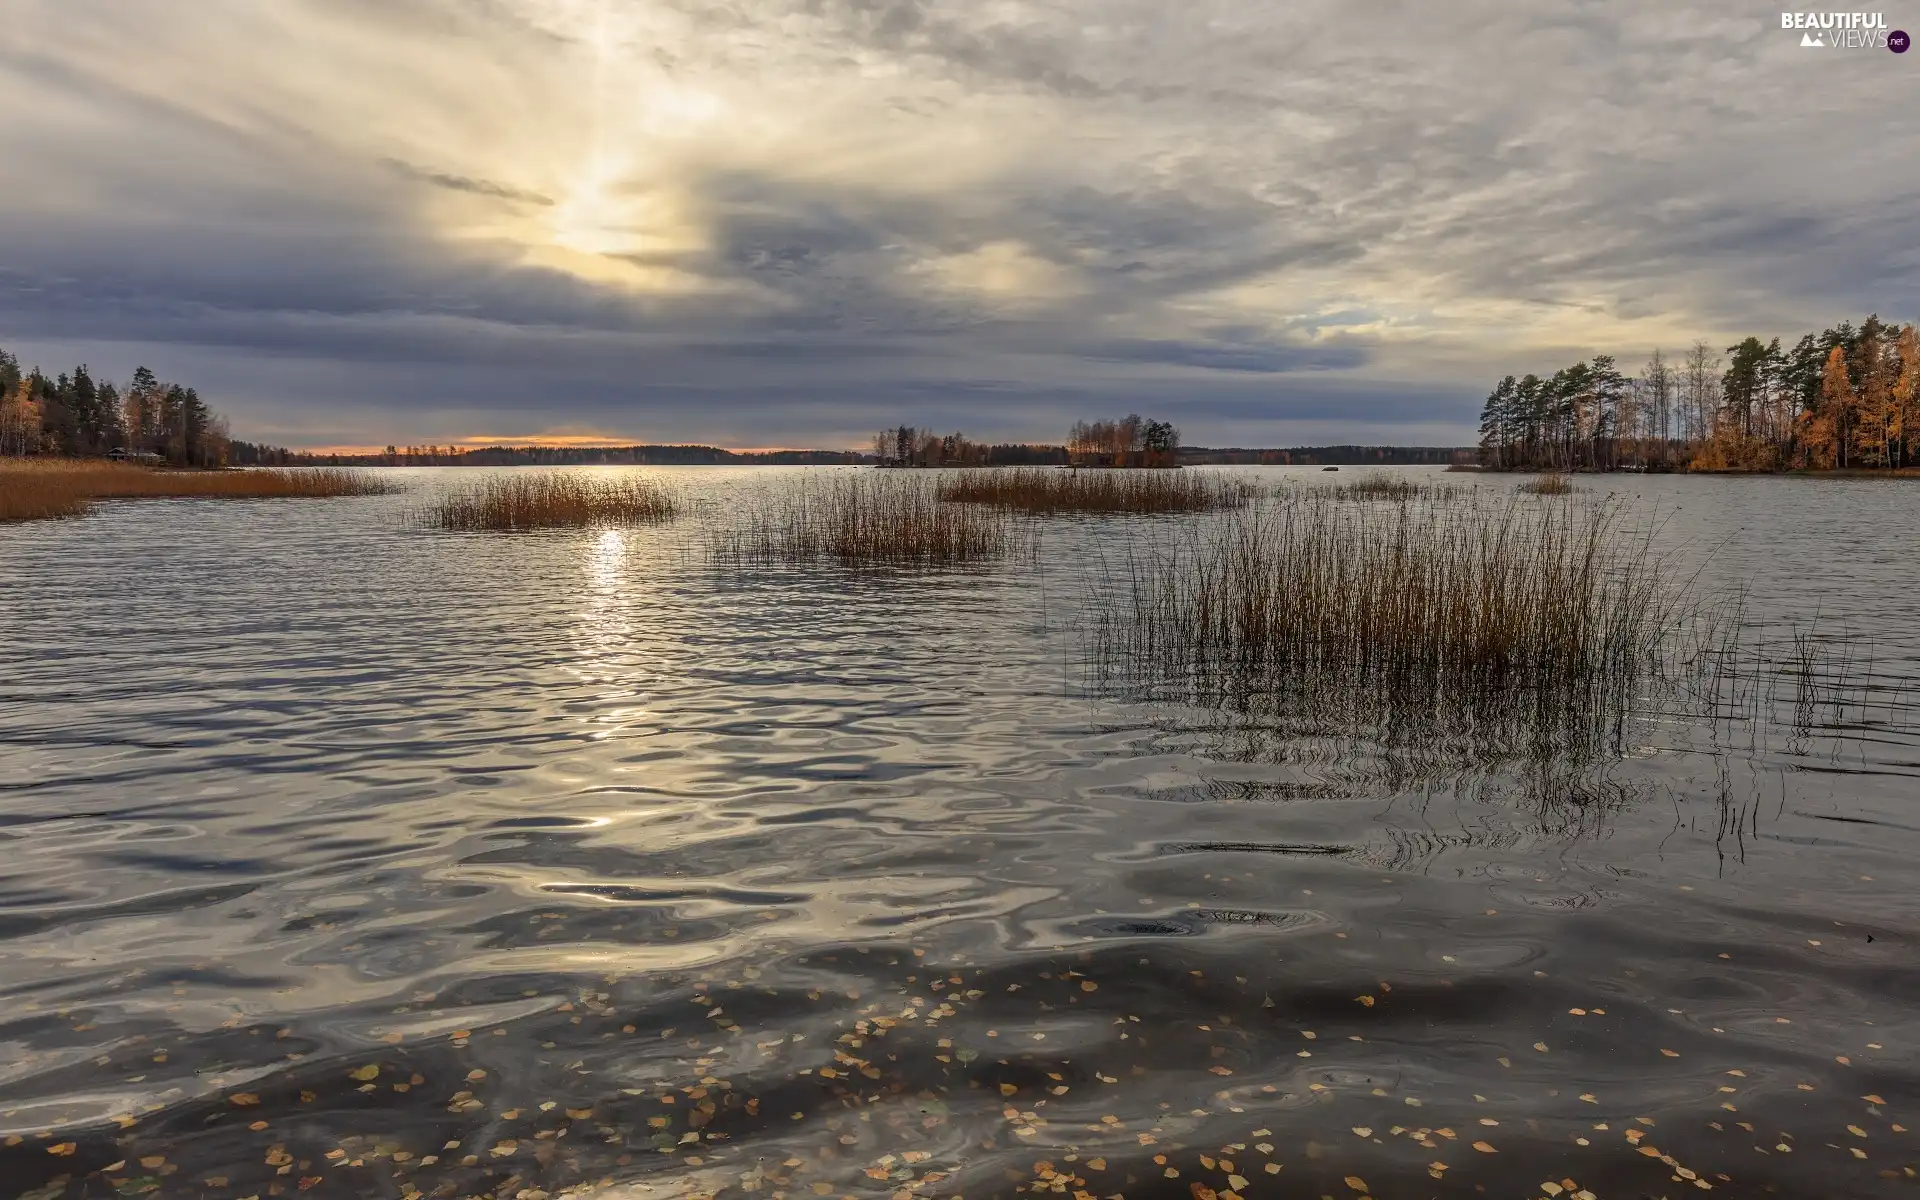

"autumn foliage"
[0, 459, 391, 523]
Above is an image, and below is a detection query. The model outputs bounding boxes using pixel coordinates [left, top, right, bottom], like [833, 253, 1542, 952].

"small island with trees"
[1476, 314, 1920, 473]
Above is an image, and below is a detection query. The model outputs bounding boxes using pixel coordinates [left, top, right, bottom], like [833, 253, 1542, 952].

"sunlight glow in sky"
[1, 0, 1913, 448]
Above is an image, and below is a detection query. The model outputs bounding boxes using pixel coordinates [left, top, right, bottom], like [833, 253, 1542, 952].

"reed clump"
[420, 472, 678, 531]
[0, 459, 391, 523]
[1093, 490, 1679, 709]
[1326, 472, 1436, 502]
[712, 472, 1023, 566]
[1518, 472, 1575, 495]
[939, 467, 1253, 514]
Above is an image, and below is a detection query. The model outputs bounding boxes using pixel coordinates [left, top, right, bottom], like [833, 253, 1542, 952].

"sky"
[1, 1, 1915, 451]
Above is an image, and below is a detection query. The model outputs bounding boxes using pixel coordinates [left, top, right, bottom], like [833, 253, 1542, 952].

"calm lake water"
[2, 467, 1918, 1200]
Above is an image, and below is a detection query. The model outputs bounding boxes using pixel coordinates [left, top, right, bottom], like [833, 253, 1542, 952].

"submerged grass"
[711, 472, 1024, 566]
[1090, 490, 1688, 757]
[938, 467, 1253, 514]
[0, 459, 391, 523]
[420, 472, 678, 531]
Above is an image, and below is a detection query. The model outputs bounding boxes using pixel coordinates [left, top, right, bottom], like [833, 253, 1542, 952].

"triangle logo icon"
[1800, 30, 1825, 46]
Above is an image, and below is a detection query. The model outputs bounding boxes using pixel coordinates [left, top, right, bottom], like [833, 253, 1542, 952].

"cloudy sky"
[1, 1, 1914, 450]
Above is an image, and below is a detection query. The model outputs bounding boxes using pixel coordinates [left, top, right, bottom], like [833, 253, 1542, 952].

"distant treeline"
[1, 347, 235, 466]
[1180, 445, 1470, 466]
[1478, 315, 1920, 472]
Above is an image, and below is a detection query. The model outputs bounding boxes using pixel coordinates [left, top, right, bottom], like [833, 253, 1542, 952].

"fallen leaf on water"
[47, 1143, 76, 1156]
[1343, 1177, 1368, 1193]
[1352, 1126, 1373, 1138]
[1208, 1066, 1233, 1076]
[1356, 995, 1375, 1008]
[348, 1065, 379, 1082]
[1534, 1042, 1549, 1053]
[1472, 1141, 1496, 1154]
[1081, 981, 1098, 992]
[229, 1093, 260, 1106]
[1660, 1049, 1680, 1058]
[1865, 1094, 1887, 1105]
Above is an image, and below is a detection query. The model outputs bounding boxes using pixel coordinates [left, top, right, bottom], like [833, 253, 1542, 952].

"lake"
[2, 466, 1917, 1200]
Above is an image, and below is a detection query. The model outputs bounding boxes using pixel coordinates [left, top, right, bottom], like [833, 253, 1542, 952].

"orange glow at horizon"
[293, 436, 866, 455]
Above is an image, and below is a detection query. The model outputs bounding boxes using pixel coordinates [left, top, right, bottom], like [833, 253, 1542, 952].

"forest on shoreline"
[1478, 315, 1920, 472]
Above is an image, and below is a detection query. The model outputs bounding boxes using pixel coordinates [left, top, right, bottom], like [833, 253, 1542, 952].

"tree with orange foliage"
[0, 379, 41, 456]
[1893, 324, 1919, 470]
[1811, 345, 1854, 469]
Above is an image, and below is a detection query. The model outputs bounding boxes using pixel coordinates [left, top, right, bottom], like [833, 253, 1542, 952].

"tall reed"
[939, 467, 1253, 515]
[419, 472, 678, 531]
[1092, 490, 1679, 708]
[0, 460, 391, 523]
[711, 472, 1023, 566]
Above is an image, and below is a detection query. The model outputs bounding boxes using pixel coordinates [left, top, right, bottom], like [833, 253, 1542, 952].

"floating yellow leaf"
[1351, 1127, 1373, 1138]
[1344, 1177, 1368, 1193]
[1472, 1141, 1496, 1153]
[348, 1065, 379, 1082]
[1209, 1066, 1233, 1076]
[47, 1143, 76, 1156]
[1660, 1049, 1679, 1057]
[1356, 995, 1375, 1007]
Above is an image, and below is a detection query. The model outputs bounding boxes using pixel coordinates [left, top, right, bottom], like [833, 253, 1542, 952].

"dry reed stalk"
[711, 472, 1024, 566]
[0, 459, 391, 522]
[939, 467, 1253, 514]
[420, 472, 677, 531]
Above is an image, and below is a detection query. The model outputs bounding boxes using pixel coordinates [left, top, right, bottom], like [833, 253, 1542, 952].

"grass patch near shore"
[419, 472, 678, 531]
[1, 460, 391, 523]
[712, 472, 1023, 566]
[939, 467, 1253, 514]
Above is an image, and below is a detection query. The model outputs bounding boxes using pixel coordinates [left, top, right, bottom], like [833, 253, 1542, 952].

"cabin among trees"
[1, 347, 237, 466]
[1477, 316, 1920, 472]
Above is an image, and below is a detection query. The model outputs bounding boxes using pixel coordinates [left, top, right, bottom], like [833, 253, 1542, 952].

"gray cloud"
[1, 0, 1915, 448]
